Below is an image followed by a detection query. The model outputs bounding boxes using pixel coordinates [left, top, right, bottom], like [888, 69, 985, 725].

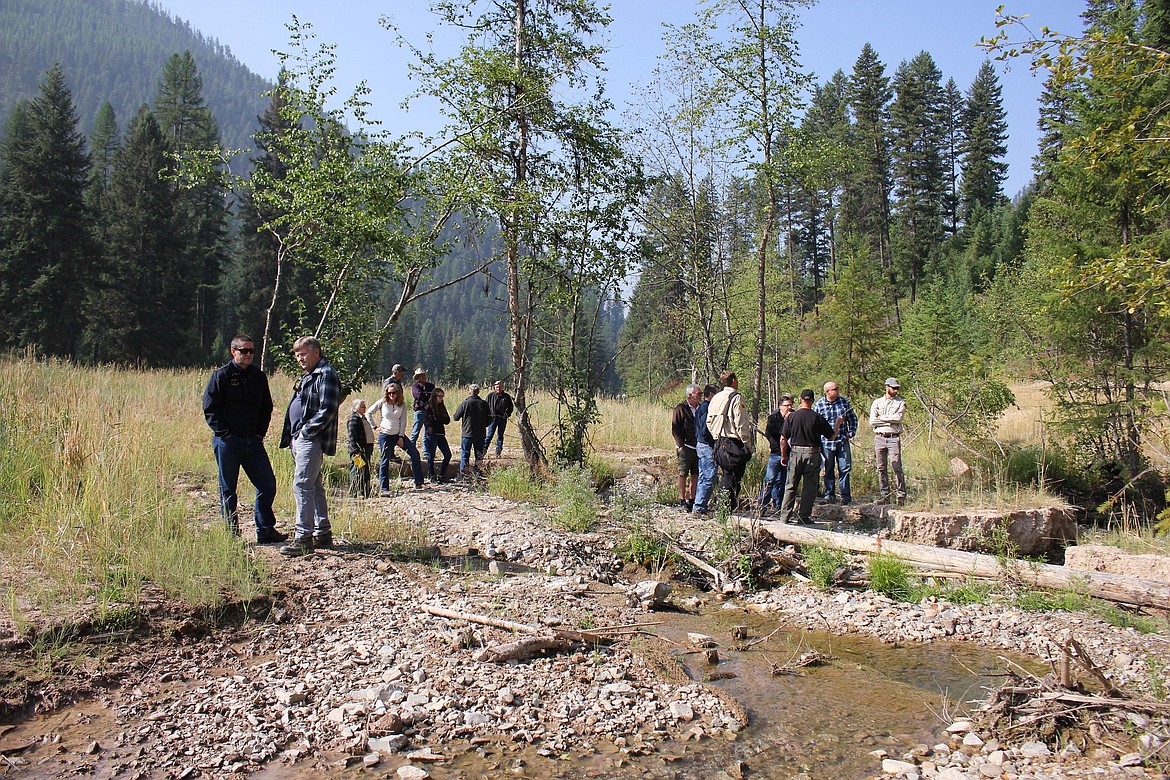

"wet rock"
[629, 580, 671, 609]
[397, 766, 429, 779]
[882, 757, 918, 774]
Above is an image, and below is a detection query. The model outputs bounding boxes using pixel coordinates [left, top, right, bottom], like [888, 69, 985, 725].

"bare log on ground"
[475, 637, 574, 663]
[753, 521, 1170, 610]
[421, 604, 603, 644]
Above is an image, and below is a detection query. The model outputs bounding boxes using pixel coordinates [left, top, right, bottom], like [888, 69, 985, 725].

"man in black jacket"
[202, 335, 286, 544]
[453, 384, 490, 477]
[483, 380, 514, 457]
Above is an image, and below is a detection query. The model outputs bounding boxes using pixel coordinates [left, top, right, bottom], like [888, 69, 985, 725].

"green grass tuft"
[803, 544, 849, 588]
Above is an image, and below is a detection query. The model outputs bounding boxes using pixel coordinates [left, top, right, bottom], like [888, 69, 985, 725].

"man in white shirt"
[869, 377, 907, 505]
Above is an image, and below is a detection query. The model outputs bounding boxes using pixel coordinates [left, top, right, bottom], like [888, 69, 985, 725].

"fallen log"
[421, 604, 603, 644]
[475, 637, 574, 663]
[753, 521, 1170, 610]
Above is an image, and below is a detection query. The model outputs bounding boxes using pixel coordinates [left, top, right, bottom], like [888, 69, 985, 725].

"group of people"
[671, 373, 907, 524]
[203, 339, 514, 558]
[204, 333, 907, 557]
[353, 366, 514, 497]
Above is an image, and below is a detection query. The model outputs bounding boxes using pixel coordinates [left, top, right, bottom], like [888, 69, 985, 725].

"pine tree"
[84, 101, 118, 216]
[889, 51, 948, 301]
[940, 78, 963, 235]
[154, 51, 228, 360]
[87, 106, 184, 365]
[959, 61, 1009, 219]
[843, 44, 893, 271]
[0, 63, 92, 357]
[800, 71, 851, 285]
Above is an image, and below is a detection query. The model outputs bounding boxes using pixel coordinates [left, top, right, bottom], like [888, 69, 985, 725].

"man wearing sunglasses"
[203, 335, 286, 544]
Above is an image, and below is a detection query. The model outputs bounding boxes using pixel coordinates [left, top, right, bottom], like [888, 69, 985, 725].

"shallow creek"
[1, 604, 1040, 780]
[254, 607, 1035, 780]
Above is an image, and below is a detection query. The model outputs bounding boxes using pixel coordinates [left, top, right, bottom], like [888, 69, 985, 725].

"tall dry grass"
[0, 357, 269, 621]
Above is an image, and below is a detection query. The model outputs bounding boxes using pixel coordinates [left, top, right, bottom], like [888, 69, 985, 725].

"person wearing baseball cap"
[869, 378, 907, 505]
[383, 364, 407, 390]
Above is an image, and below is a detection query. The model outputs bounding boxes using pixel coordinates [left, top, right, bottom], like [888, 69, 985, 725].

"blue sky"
[160, 0, 1086, 198]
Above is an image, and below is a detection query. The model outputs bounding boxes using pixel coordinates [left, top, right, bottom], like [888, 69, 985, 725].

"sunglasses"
[234, 347, 255, 354]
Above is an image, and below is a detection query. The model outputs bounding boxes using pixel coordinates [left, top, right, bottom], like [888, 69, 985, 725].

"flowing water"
[2, 606, 1037, 780]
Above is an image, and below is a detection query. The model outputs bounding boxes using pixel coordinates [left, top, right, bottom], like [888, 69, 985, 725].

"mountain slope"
[0, 0, 270, 151]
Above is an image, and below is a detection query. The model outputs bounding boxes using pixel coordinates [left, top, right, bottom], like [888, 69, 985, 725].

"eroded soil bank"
[1, 478, 1168, 780]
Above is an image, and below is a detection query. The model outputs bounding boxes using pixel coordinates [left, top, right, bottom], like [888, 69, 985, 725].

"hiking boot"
[257, 529, 288, 545]
[279, 537, 314, 557]
[314, 533, 333, 549]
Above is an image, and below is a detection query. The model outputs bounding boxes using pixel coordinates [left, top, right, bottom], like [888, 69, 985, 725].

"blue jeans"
[484, 416, 508, 455]
[822, 439, 852, 502]
[423, 433, 451, 479]
[460, 435, 486, 474]
[484, 418, 507, 453]
[759, 453, 787, 512]
[212, 434, 278, 533]
[693, 442, 717, 513]
[291, 435, 330, 539]
[410, 410, 425, 444]
[378, 432, 424, 489]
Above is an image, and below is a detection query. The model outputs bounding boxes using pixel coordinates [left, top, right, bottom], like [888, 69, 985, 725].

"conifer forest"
[1, 0, 1169, 505]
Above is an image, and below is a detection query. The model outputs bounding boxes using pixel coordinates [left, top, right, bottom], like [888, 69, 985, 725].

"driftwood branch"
[421, 604, 603, 644]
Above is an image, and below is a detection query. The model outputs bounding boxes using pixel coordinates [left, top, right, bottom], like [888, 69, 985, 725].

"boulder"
[887, 506, 1076, 556]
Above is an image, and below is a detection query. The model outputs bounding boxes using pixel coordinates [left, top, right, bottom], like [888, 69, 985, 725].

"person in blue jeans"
[452, 384, 489, 477]
[483, 381, 514, 456]
[410, 368, 434, 446]
[812, 381, 858, 504]
[691, 384, 719, 515]
[423, 387, 452, 480]
[366, 382, 425, 493]
[202, 335, 286, 544]
[758, 393, 793, 514]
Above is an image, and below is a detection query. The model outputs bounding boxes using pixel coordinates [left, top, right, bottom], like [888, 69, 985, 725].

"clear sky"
[157, 0, 1086, 199]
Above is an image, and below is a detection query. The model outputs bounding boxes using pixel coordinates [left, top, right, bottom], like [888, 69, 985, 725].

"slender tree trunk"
[260, 240, 289, 373]
[505, 0, 544, 468]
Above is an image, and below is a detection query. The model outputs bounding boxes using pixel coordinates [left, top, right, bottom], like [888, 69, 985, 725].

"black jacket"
[203, 361, 273, 438]
[486, 390, 514, 419]
[452, 395, 490, 439]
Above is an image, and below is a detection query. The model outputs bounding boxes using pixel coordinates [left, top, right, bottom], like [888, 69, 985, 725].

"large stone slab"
[886, 507, 1077, 557]
[1065, 544, 1170, 582]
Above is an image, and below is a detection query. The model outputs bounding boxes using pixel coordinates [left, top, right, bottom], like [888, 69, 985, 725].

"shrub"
[611, 490, 674, 571]
[548, 466, 599, 533]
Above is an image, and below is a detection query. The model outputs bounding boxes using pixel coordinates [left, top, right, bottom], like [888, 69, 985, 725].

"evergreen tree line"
[621, 45, 1019, 402]
[0, 55, 617, 386]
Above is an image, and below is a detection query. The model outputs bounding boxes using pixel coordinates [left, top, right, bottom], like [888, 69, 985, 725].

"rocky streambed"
[1, 478, 1168, 780]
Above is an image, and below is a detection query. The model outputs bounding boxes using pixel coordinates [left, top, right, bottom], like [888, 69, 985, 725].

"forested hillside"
[0, 0, 269, 152]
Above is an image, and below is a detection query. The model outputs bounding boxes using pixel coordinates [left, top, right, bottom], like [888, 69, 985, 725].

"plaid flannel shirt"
[812, 395, 858, 452]
[281, 358, 341, 456]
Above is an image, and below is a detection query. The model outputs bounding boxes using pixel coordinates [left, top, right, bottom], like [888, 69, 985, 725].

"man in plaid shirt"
[812, 381, 858, 504]
[279, 336, 341, 556]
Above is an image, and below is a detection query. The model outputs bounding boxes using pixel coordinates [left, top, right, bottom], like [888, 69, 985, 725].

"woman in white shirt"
[366, 382, 424, 492]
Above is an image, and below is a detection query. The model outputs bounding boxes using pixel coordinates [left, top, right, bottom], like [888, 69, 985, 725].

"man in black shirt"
[779, 388, 841, 524]
[202, 335, 285, 543]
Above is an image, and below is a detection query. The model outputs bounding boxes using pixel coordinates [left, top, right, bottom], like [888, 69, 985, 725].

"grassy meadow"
[0, 356, 1111, 632]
